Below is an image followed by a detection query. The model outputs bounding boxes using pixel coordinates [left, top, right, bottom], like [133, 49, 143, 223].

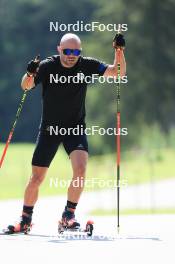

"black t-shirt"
[34, 55, 108, 130]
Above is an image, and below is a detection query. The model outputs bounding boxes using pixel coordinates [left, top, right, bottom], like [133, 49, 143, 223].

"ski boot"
[58, 208, 80, 233]
[3, 215, 32, 235]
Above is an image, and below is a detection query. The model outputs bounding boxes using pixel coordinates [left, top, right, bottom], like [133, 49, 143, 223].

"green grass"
[90, 208, 175, 216]
[0, 144, 175, 199]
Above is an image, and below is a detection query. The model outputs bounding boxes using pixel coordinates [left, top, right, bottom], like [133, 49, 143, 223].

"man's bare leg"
[23, 166, 48, 206]
[68, 150, 88, 203]
[5, 166, 48, 233]
[59, 150, 88, 228]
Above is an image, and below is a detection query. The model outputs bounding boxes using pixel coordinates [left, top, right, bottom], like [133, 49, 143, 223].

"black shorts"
[32, 132, 88, 167]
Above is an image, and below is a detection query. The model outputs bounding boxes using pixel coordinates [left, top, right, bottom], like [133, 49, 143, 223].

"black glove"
[113, 33, 125, 49]
[27, 55, 40, 74]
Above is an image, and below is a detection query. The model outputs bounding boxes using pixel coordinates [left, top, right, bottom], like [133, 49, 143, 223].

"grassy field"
[90, 208, 175, 216]
[0, 143, 175, 199]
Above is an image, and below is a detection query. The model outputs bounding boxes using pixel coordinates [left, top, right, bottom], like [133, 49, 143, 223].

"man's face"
[58, 39, 82, 68]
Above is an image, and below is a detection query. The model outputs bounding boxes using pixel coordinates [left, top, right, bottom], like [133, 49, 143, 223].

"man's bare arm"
[103, 49, 126, 77]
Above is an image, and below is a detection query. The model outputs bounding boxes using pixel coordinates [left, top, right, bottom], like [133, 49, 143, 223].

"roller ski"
[58, 208, 94, 237]
[2, 215, 32, 235]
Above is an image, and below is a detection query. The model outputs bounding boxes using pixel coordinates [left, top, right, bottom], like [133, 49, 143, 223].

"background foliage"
[0, 0, 175, 154]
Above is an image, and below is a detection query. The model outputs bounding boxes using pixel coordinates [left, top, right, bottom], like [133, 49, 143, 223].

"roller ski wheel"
[85, 220, 94, 237]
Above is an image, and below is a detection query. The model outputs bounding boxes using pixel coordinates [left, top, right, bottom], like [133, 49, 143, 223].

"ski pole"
[116, 48, 121, 233]
[0, 55, 40, 168]
[0, 90, 28, 168]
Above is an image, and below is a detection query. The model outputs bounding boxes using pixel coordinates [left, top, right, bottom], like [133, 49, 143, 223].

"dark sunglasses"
[62, 49, 81, 56]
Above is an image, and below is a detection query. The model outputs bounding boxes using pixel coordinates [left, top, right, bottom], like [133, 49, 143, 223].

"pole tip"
[117, 226, 120, 234]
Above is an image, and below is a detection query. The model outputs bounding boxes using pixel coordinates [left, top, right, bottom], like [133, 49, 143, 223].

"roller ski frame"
[2, 223, 32, 235]
[1, 219, 94, 237]
[58, 220, 94, 237]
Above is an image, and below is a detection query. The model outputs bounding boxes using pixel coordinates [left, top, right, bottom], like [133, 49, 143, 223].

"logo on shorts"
[77, 144, 84, 149]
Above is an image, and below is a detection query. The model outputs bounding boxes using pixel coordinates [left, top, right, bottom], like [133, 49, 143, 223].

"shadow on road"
[0, 233, 161, 243]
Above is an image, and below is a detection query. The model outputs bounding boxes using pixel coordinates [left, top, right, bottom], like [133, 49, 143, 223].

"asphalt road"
[0, 198, 174, 264]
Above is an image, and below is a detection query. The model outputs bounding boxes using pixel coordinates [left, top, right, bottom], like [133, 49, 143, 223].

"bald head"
[60, 33, 81, 48]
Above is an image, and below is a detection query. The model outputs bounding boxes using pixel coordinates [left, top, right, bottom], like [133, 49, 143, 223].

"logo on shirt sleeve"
[98, 63, 106, 73]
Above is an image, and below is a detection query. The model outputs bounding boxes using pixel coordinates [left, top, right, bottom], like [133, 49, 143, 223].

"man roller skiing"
[6, 33, 126, 234]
